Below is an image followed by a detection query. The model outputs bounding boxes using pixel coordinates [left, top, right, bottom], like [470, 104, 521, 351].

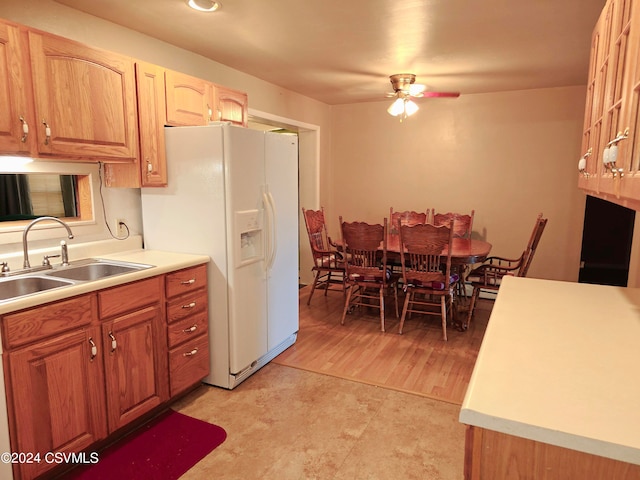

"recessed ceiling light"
[187, 0, 222, 12]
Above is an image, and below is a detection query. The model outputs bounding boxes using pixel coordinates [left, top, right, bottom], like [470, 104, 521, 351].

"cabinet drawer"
[167, 310, 208, 348]
[166, 264, 207, 299]
[167, 290, 208, 324]
[2, 295, 95, 349]
[169, 333, 209, 396]
[98, 276, 162, 318]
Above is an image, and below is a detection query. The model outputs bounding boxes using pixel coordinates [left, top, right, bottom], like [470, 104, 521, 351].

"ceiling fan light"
[187, 0, 222, 12]
[387, 98, 405, 116]
[404, 99, 419, 116]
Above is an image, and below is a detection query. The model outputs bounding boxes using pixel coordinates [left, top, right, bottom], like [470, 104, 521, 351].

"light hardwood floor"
[273, 286, 493, 405]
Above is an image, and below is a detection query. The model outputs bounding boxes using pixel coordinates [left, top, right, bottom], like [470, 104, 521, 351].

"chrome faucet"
[22, 217, 74, 269]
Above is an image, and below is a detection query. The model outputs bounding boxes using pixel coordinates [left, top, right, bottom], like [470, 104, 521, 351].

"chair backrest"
[432, 210, 474, 238]
[340, 217, 390, 284]
[390, 208, 428, 228]
[302, 207, 332, 258]
[399, 220, 454, 289]
[518, 213, 548, 277]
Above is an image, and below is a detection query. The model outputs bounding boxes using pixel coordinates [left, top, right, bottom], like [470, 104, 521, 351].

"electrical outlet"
[116, 218, 127, 237]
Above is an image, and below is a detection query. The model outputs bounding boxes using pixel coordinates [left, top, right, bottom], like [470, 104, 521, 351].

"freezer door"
[225, 125, 269, 375]
[265, 132, 299, 350]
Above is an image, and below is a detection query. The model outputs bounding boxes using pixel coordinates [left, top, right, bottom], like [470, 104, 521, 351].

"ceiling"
[54, 0, 606, 105]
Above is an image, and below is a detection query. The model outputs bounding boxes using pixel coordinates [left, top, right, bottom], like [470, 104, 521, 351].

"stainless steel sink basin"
[46, 259, 153, 281]
[0, 276, 74, 302]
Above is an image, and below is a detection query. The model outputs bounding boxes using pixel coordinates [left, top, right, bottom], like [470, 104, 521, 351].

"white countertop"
[459, 276, 640, 465]
[0, 248, 210, 315]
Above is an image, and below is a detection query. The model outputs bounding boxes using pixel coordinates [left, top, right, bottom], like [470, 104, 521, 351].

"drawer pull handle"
[182, 302, 196, 309]
[42, 119, 51, 145]
[180, 279, 196, 285]
[183, 347, 198, 357]
[20, 116, 29, 143]
[89, 338, 97, 361]
[109, 332, 117, 353]
[184, 325, 198, 333]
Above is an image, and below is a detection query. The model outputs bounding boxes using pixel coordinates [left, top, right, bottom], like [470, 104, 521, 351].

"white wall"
[327, 87, 588, 282]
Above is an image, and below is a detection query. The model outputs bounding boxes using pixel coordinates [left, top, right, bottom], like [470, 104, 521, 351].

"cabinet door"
[0, 20, 34, 155]
[102, 304, 168, 433]
[165, 69, 213, 126]
[599, 0, 635, 196]
[6, 327, 107, 480]
[214, 85, 248, 127]
[619, 2, 640, 199]
[579, 10, 607, 192]
[28, 30, 138, 161]
[136, 61, 168, 186]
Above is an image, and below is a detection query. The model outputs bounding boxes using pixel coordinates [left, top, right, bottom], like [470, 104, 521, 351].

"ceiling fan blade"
[421, 91, 460, 98]
[409, 83, 426, 96]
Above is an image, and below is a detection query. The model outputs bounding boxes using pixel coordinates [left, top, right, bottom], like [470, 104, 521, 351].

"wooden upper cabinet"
[28, 30, 138, 161]
[579, 0, 640, 207]
[579, 9, 607, 192]
[619, 1, 640, 200]
[165, 69, 213, 126]
[0, 19, 35, 155]
[214, 85, 248, 127]
[136, 61, 167, 186]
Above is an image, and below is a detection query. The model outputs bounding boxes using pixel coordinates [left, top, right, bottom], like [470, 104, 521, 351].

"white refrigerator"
[140, 123, 299, 389]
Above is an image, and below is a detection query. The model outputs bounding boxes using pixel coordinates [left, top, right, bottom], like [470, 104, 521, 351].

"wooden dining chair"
[398, 220, 457, 341]
[340, 217, 399, 332]
[465, 213, 548, 329]
[388, 208, 429, 273]
[389, 208, 429, 230]
[433, 210, 475, 299]
[302, 207, 346, 305]
[432, 210, 474, 238]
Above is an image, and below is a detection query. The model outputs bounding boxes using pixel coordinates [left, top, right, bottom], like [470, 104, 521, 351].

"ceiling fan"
[386, 73, 460, 120]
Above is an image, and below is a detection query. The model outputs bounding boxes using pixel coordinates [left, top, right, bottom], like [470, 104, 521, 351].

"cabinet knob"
[181, 302, 196, 309]
[180, 279, 196, 285]
[183, 325, 198, 333]
[183, 347, 198, 357]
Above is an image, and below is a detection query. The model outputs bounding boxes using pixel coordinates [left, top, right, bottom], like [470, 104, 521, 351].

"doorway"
[578, 195, 635, 286]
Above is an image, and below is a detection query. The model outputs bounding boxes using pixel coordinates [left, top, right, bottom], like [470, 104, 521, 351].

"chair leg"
[398, 290, 411, 334]
[393, 284, 399, 318]
[379, 287, 385, 332]
[440, 295, 448, 341]
[466, 286, 480, 330]
[341, 285, 355, 325]
[324, 271, 332, 296]
[307, 270, 322, 305]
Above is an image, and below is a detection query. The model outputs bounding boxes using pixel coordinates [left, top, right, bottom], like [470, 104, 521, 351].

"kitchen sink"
[0, 258, 154, 304]
[0, 276, 75, 302]
[46, 258, 153, 281]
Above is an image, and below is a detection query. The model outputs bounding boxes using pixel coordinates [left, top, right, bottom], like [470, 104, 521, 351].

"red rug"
[67, 409, 227, 480]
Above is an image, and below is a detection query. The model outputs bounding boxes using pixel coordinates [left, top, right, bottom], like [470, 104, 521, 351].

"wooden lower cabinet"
[165, 265, 210, 396]
[1, 264, 210, 479]
[3, 299, 106, 480]
[464, 425, 640, 480]
[102, 304, 168, 432]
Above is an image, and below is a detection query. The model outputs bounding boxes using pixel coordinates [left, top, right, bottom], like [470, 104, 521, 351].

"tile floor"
[173, 363, 465, 480]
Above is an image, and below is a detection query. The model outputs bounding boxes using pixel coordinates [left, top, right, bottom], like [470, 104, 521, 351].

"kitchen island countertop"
[459, 276, 640, 466]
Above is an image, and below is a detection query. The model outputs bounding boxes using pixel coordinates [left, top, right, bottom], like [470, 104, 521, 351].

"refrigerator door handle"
[266, 191, 277, 270]
[262, 191, 276, 271]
